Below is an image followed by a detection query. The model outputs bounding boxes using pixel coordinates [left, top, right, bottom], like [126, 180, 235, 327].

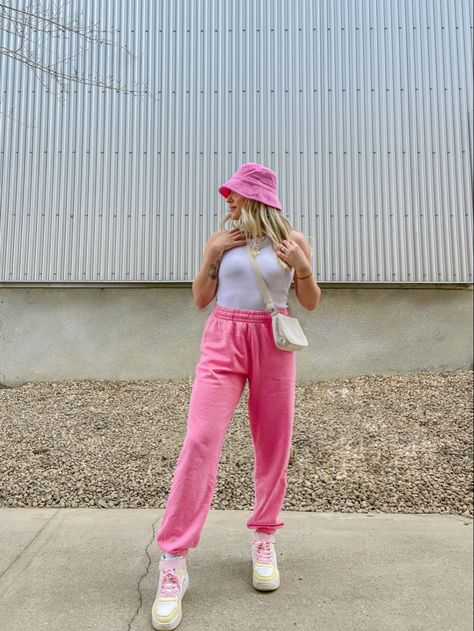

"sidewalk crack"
[126, 514, 161, 631]
[0, 509, 60, 582]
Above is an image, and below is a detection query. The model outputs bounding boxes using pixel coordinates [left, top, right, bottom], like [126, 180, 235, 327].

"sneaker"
[151, 555, 189, 630]
[251, 531, 280, 591]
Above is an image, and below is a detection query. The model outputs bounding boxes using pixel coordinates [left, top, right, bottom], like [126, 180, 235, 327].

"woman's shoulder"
[288, 229, 312, 259]
[288, 229, 307, 246]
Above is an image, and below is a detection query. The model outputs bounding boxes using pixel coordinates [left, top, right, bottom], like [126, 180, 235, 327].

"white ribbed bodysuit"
[215, 235, 294, 310]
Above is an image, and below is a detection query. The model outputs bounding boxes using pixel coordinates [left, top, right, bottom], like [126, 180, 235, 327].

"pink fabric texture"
[218, 162, 282, 210]
[156, 304, 296, 556]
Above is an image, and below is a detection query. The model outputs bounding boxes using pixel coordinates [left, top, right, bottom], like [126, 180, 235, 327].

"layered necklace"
[247, 234, 266, 257]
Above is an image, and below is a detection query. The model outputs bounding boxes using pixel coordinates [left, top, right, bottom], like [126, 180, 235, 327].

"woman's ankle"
[161, 551, 187, 559]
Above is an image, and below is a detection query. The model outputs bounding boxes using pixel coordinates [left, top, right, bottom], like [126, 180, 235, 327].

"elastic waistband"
[212, 304, 289, 322]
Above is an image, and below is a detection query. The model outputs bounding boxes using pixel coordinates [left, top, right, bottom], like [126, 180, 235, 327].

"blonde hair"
[219, 198, 315, 271]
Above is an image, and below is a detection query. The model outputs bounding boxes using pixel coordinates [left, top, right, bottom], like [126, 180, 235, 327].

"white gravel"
[0, 370, 472, 518]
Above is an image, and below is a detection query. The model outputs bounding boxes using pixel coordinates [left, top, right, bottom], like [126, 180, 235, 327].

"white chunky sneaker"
[151, 555, 189, 630]
[251, 531, 280, 591]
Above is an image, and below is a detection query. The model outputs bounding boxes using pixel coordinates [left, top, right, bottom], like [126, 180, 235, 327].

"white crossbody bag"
[246, 245, 309, 352]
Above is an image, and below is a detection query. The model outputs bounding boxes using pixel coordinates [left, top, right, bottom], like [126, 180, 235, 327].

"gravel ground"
[0, 370, 472, 517]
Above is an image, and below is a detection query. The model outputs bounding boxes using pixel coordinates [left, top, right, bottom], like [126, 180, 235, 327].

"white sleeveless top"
[215, 235, 294, 310]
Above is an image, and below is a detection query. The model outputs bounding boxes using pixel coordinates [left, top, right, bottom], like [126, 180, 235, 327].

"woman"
[151, 162, 321, 630]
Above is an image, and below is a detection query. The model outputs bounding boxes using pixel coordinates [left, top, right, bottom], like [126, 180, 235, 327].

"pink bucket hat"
[218, 162, 282, 210]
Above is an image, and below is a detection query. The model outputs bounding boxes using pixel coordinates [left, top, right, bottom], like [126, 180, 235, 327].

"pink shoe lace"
[254, 540, 273, 564]
[158, 568, 181, 597]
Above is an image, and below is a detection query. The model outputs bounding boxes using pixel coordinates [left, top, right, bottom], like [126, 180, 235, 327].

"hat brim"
[218, 181, 282, 211]
[218, 177, 247, 200]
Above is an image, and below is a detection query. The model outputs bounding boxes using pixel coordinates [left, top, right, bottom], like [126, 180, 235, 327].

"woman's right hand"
[207, 228, 247, 258]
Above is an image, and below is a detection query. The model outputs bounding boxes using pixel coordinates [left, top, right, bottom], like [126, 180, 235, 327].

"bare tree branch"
[0, 0, 155, 103]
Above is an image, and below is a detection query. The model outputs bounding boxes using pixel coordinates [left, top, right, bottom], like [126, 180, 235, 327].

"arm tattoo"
[208, 258, 221, 280]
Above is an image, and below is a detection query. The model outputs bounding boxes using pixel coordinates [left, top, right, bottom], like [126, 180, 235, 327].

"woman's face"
[226, 190, 247, 220]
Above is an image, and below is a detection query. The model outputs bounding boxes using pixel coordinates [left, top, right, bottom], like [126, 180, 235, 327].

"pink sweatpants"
[156, 304, 296, 556]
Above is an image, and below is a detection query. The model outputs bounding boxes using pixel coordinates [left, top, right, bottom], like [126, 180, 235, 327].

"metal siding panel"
[0, 0, 472, 283]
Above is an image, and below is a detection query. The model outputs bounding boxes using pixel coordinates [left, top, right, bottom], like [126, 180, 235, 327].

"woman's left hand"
[276, 239, 309, 270]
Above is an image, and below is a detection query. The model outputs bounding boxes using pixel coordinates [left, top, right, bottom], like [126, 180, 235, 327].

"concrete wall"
[0, 287, 472, 387]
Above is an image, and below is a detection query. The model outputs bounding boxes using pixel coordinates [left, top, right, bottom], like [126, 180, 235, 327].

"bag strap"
[245, 245, 278, 315]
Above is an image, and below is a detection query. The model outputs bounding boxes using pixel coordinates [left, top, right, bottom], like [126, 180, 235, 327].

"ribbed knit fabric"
[216, 235, 293, 310]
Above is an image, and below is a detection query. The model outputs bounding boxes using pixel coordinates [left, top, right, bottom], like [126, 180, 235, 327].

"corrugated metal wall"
[0, 0, 472, 283]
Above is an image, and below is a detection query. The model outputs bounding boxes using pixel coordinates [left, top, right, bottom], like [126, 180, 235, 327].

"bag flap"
[274, 314, 308, 345]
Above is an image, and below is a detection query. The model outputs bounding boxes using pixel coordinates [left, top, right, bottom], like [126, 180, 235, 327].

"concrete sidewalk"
[0, 509, 472, 631]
